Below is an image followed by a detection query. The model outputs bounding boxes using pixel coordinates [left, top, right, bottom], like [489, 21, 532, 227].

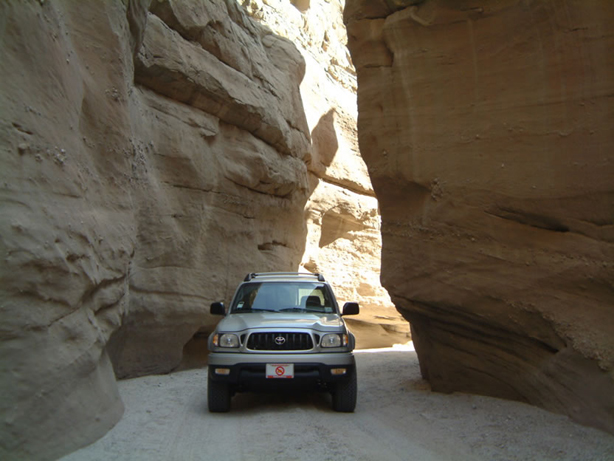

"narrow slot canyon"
[0, 1, 612, 460]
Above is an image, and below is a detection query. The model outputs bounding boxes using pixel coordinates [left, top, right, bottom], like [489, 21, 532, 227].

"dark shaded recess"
[311, 108, 338, 167]
[291, 0, 311, 13]
[487, 206, 570, 233]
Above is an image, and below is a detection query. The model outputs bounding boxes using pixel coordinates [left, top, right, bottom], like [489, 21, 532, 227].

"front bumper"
[208, 352, 356, 389]
[209, 351, 355, 367]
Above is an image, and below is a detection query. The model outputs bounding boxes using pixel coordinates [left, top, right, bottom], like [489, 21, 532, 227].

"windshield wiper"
[279, 307, 326, 313]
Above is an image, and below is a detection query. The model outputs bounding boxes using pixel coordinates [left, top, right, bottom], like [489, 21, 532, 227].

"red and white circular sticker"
[266, 363, 294, 379]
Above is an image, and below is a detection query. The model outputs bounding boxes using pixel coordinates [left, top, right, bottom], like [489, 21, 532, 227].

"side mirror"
[210, 302, 226, 316]
[342, 302, 359, 316]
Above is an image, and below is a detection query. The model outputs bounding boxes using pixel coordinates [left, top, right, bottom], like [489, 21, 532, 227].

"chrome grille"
[247, 332, 313, 351]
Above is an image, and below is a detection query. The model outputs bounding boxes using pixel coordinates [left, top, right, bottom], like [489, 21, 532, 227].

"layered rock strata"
[345, 0, 614, 433]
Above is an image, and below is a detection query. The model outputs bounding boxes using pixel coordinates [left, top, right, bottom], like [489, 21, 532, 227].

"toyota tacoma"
[207, 272, 359, 412]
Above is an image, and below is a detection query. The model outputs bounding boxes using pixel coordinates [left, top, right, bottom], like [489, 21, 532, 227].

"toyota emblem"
[275, 336, 286, 345]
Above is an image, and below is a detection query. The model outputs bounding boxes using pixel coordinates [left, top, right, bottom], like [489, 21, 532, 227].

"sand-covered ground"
[62, 346, 614, 460]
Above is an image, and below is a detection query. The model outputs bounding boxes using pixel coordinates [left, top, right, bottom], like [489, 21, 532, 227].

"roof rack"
[244, 272, 325, 282]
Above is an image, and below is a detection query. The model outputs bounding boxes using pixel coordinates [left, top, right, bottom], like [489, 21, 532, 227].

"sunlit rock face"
[345, 0, 614, 433]
[244, 0, 409, 348]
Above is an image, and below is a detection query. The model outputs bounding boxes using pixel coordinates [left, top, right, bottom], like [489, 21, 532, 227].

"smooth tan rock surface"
[345, 0, 614, 434]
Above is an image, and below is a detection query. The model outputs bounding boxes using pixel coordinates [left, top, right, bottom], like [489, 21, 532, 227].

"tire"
[332, 370, 357, 412]
[208, 376, 231, 412]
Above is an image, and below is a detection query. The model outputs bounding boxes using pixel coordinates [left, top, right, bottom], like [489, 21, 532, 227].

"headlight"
[214, 333, 240, 348]
[321, 333, 348, 348]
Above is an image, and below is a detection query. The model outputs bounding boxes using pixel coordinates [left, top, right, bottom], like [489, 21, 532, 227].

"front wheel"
[331, 370, 357, 412]
[208, 376, 231, 412]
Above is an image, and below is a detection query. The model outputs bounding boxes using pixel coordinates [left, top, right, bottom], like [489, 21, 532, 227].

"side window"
[311, 288, 325, 307]
[298, 287, 313, 306]
[320, 286, 336, 312]
[298, 285, 334, 312]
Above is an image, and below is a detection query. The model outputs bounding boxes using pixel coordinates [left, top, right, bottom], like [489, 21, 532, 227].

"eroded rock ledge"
[345, 0, 614, 433]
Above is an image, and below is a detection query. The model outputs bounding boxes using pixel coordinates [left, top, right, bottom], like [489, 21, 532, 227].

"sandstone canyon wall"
[345, 0, 614, 434]
[0, 1, 398, 459]
[244, 0, 408, 349]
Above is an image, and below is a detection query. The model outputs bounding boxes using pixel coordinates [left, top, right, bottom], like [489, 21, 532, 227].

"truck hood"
[216, 312, 345, 333]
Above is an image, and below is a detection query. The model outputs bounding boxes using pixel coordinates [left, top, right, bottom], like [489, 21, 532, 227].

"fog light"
[215, 368, 231, 376]
[331, 368, 347, 376]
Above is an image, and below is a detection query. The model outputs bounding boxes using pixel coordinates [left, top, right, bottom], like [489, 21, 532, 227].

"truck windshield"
[230, 282, 337, 314]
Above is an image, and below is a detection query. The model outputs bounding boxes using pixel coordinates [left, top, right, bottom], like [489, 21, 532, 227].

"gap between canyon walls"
[241, 0, 409, 350]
